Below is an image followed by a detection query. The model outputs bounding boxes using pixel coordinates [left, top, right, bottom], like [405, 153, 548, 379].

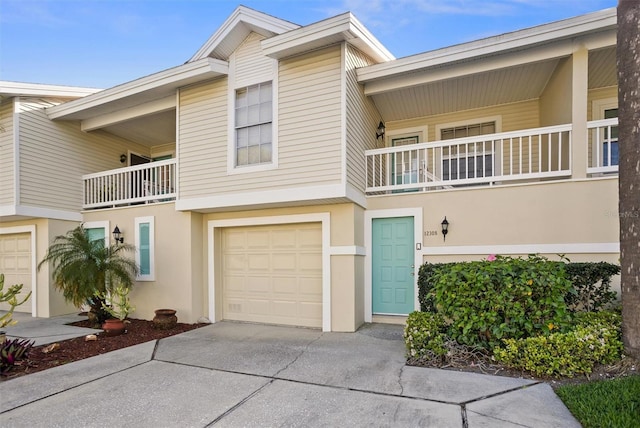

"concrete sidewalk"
[0, 319, 580, 427]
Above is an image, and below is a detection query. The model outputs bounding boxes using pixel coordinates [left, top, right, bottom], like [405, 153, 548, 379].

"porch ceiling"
[100, 110, 175, 146]
[370, 58, 560, 121]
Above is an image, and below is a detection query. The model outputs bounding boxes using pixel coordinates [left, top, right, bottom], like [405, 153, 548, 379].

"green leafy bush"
[417, 262, 455, 312]
[564, 262, 620, 312]
[493, 311, 622, 377]
[427, 255, 572, 348]
[0, 338, 34, 375]
[403, 311, 449, 360]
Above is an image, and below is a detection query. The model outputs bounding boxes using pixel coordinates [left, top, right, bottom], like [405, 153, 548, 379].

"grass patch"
[556, 375, 640, 428]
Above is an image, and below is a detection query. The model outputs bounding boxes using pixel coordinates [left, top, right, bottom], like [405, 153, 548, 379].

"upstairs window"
[235, 82, 272, 166]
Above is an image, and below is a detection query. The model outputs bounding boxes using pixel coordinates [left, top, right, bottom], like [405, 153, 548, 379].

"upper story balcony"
[82, 158, 176, 209]
[365, 119, 618, 195]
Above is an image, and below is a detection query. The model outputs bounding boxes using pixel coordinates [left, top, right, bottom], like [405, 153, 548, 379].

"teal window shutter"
[139, 223, 150, 275]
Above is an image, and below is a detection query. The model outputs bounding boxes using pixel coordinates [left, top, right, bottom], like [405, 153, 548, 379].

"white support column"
[571, 45, 589, 179]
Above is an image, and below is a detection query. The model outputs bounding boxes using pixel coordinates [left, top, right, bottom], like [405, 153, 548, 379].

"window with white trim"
[440, 121, 496, 181]
[235, 81, 272, 166]
[135, 217, 154, 281]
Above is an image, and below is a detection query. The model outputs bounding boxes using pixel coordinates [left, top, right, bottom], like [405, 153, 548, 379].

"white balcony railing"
[365, 124, 572, 194]
[587, 118, 619, 174]
[83, 159, 176, 209]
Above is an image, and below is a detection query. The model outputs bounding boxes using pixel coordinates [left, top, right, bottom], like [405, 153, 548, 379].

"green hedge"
[564, 262, 620, 312]
[403, 311, 449, 360]
[419, 259, 620, 314]
[425, 255, 572, 348]
[493, 311, 623, 377]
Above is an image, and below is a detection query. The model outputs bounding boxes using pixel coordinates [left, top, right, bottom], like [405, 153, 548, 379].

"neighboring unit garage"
[0, 232, 32, 313]
[221, 222, 323, 328]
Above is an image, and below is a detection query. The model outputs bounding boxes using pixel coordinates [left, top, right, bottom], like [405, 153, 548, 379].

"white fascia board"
[0, 81, 101, 98]
[190, 5, 300, 62]
[261, 12, 394, 63]
[47, 58, 228, 120]
[358, 7, 616, 83]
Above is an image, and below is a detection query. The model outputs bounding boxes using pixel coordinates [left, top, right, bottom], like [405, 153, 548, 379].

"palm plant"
[37, 225, 139, 309]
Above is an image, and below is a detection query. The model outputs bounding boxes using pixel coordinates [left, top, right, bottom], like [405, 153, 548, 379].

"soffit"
[589, 46, 617, 89]
[372, 59, 560, 121]
[100, 110, 176, 146]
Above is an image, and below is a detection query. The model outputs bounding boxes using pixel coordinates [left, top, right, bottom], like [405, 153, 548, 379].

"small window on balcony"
[235, 82, 272, 167]
[439, 120, 497, 181]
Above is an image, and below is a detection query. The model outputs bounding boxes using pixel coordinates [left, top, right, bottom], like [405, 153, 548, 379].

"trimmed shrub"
[493, 311, 622, 377]
[564, 262, 620, 312]
[427, 255, 572, 348]
[404, 311, 449, 360]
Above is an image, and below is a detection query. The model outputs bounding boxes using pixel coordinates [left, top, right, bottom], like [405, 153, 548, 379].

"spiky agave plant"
[38, 225, 139, 308]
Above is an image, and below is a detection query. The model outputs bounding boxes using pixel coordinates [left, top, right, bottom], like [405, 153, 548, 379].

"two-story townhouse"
[0, 6, 620, 332]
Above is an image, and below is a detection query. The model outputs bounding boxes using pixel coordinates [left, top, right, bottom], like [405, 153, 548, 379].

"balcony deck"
[82, 159, 176, 209]
[365, 119, 618, 195]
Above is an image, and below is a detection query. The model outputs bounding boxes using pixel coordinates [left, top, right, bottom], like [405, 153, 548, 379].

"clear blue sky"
[0, 0, 617, 89]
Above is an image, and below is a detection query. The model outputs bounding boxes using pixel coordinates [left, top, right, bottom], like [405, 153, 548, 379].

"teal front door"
[372, 217, 415, 315]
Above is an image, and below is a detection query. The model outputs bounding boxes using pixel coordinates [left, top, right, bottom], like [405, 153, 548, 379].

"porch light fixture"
[120, 154, 127, 164]
[441, 217, 449, 242]
[376, 121, 385, 141]
[112, 226, 124, 244]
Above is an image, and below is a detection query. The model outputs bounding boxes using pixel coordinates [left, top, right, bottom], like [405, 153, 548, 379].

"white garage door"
[0, 233, 32, 313]
[222, 223, 322, 328]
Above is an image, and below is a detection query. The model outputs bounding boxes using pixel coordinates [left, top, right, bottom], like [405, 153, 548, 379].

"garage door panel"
[0, 233, 32, 313]
[247, 253, 270, 270]
[222, 223, 322, 328]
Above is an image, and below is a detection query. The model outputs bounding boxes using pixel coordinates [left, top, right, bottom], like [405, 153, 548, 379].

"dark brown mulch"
[2, 317, 208, 381]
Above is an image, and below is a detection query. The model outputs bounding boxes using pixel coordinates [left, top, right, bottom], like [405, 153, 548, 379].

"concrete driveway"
[0, 321, 579, 427]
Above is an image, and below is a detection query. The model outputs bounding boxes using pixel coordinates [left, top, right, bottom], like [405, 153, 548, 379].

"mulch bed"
[2, 317, 208, 381]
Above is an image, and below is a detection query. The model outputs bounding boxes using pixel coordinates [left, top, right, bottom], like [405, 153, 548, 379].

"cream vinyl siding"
[17, 101, 149, 212]
[234, 33, 273, 87]
[222, 223, 323, 328]
[178, 78, 228, 199]
[0, 100, 15, 206]
[345, 45, 381, 192]
[178, 46, 343, 200]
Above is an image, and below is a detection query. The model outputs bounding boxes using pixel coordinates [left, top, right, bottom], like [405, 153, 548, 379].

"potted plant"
[38, 225, 138, 327]
[98, 284, 134, 336]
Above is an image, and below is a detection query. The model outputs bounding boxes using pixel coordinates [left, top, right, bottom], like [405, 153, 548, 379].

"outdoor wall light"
[120, 154, 127, 164]
[376, 121, 386, 141]
[112, 226, 124, 244]
[441, 217, 449, 242]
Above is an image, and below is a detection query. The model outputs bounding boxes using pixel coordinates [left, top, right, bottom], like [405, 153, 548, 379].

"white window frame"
[135, 216, 155, 281]
[436, 116, 502, 180]
[83, 221, 110, 248]
[591, 97, 619, 170]
[227, 55, 279, 175]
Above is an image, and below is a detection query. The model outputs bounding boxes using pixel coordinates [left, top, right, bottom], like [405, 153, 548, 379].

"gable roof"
[261, 12, 394, 63]
[189, 5, 300, 62]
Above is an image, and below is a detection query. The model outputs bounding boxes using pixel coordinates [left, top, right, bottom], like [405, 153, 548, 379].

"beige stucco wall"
[82, 203, 204, 323]
[367, 177, 619, 248]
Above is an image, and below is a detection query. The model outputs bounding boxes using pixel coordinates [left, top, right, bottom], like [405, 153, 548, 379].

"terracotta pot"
[153, 309, 177, 330]
[102, 318, 126, 336]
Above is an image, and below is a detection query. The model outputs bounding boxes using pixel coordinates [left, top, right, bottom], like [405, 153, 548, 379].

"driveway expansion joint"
[271, 332, 324, 378]
[461, 381, 542, 406]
